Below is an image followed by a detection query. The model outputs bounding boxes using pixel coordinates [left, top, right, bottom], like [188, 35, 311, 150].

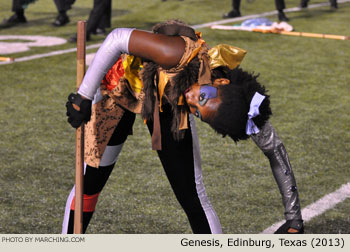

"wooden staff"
[254, 28, 350, 40]
[74, 20, 86, 234]
[211, 25, 350, 41]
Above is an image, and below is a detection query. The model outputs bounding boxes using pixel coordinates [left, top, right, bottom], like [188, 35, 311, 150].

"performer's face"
[185, 82, 222, 123]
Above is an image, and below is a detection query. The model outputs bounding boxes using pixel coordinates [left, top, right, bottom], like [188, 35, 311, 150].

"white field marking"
[0, 43, 101, 65]
[0, 35, 67, 54]
[261, 182, 350, 234]
[86, 53, 96, 66]
[0, 0, 349, 66]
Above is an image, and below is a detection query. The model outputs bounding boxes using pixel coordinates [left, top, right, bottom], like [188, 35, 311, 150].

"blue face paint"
[198, 85, 218, 106]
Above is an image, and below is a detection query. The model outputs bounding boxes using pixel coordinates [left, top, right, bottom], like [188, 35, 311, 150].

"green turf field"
[0, 0, 349, 234]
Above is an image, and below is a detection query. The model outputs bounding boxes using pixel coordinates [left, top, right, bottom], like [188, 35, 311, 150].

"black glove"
[66, 93, 92, 128]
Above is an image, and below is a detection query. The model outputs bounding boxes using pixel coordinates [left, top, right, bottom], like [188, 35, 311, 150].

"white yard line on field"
[261, 182, 350, 233]
[1, 0, 349, 66]
[0, 43, 101, 65]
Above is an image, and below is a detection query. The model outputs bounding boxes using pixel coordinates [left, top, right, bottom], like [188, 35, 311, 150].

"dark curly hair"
[207, 67, 272, 142]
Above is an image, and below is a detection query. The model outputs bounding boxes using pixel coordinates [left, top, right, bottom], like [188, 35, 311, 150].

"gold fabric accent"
[151, 96, 162, 150]
[208, 44, 247, 70]
[158, 70, 169, 112]
[178, 94, 184, 105]
[186, 38, 205, 64]
[100, 55, 145, 114]
[179, 111, 188, 130]
[122, 55, 143, 93]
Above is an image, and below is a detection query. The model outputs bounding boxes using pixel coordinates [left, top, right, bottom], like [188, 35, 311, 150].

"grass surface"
[0, 0, 349, 234]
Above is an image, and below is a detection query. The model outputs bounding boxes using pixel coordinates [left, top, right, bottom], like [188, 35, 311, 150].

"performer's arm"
[77, 28, 134, 100]
[78, 28, 185, 100]
[129, 29, 185, 69]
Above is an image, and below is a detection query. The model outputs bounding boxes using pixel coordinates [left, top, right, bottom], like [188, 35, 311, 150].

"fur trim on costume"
[170, 58, 200, 102]
[140, 59, 200, 141]
[140, 20, 200, 141]
[140, 61, 157, 121]
[167, 58, 201, 140]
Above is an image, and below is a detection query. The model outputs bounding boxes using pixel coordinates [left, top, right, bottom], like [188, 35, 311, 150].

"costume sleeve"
[78, 28, 135, 100]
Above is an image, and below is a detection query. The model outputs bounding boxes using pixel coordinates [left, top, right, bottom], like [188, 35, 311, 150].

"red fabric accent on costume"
[70, 193, 100, 212]
[102, 57, 125, 91]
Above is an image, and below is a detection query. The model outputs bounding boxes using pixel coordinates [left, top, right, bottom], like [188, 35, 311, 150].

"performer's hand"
[66, 93, 92, 128]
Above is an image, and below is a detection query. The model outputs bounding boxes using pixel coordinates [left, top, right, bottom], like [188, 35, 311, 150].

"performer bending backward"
[65, 20, 304, 234]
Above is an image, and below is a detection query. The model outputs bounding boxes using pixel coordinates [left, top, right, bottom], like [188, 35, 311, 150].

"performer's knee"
[99, 145, 123, 166]
[84, 163, 115, 194]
